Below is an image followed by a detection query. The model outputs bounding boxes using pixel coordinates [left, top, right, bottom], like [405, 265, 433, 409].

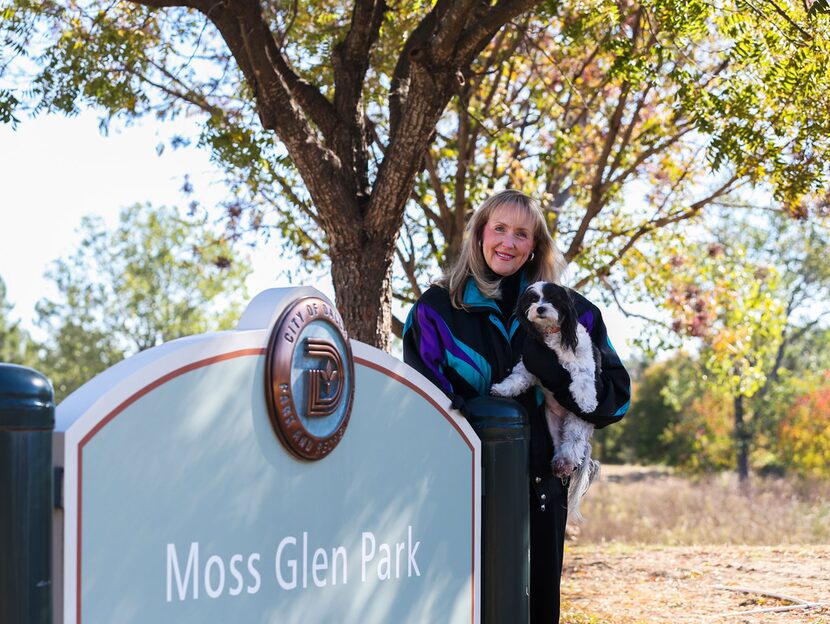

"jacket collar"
[462, 270, 529, 313]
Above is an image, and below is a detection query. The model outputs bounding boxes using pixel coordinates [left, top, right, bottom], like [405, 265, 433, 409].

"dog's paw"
[553, 442, 585, 478]
[575, 396, 598, 413]
[551, 455, 576, 478]
[491, 373, 529, 397]
[569, 378, 598, 413]
[490, 380, 512, 397]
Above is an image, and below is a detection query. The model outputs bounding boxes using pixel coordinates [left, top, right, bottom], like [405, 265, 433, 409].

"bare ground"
[561, 543, 830, 624]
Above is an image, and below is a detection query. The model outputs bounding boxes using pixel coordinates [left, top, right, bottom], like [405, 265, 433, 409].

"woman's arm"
[402, 301, 455, 398]
[521, 300, 630, 429]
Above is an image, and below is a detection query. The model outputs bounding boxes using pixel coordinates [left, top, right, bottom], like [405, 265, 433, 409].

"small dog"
[491, 281, 601, 520]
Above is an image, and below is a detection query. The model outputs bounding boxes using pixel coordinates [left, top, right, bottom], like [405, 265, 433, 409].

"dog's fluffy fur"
[491, 281, 601, 520]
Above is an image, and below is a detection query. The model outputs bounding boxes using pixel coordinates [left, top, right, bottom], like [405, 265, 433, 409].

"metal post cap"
[0, 364, 55, 430]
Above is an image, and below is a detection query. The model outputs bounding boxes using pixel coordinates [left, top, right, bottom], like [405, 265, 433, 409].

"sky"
[0, 110, 642, 358]
[0, 111, 321, 331]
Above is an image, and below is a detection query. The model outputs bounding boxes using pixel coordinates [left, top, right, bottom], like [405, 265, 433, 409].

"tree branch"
[594, 81, 631, 195]
[465, 27, 517, 151]
[334, 1, 387, 118]
[259, 164, 323, 229]
[332, 0, 388, 199]
[431, 0, 481, 64]
[574, 207, 703, 290]
[761, 0, 813, 43]
[564, 81, 631, 260]
[455, 0, 546, 65]
[129, 61, 223, 116]
[605, 125, 695, 190]
[395, 242, 423, 301]
[423, 150, 451, 226]
[606, 80, 654, 181]
[196, 0, 361, 233]
[130, 0, 191, 7]
[411, 185, 445, 227]
[199, 0, 338, 138]
[454, 85, 472, 233]
[389, 9, 438, 139]
[391, 313, 405, 339]
[573, 174, 741, 288]
[601, 276, 676, 332]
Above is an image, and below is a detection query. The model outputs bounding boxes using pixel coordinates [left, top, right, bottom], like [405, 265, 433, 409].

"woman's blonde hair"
[441, 189, 567, 309]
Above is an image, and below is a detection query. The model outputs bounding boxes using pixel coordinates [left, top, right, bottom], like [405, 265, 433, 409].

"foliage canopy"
[35, 204, 250, 400]
[3, 0, 830, 346]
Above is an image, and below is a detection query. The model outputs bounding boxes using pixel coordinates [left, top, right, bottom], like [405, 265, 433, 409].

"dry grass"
[560, 467, 830, 623]
[572, 465, 830, 545]
[561, 543, 830, 624]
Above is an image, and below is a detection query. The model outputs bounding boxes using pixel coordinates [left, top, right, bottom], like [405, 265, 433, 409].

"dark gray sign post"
[0, 363, 55, 624]
[466, 396, 530, 624]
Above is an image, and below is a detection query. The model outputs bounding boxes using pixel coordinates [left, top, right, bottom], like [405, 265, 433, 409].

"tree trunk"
[734, 394, 750, 490]
[181, 0, 548, 351]
[330, 238, 395, 352]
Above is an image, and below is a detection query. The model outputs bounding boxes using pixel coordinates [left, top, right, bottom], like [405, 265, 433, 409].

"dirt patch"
[561, 544, 830, 624]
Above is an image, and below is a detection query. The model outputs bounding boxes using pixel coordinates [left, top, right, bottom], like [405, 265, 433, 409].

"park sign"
[53, 287, 481, 624]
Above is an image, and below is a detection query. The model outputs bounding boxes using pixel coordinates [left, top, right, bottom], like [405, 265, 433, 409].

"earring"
[530, 251, 535, 261]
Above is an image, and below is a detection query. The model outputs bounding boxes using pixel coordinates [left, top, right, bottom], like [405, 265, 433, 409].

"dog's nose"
[536, 305, 547, 316]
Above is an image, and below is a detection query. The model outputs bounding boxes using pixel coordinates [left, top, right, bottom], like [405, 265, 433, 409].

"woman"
[402, 189, 630, 623]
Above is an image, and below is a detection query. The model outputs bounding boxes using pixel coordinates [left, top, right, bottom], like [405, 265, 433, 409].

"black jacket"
[403, 276, 630, 473]
[521, 292, 631, 430]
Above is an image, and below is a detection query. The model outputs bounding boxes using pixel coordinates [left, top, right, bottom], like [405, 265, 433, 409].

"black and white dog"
[491, 281, 601, 519]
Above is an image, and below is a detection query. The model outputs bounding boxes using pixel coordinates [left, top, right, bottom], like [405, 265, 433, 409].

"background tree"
[778, 372, 830, 479]
[1, 0, 554, 349]
[36, 204, 250, 400]
[395, 0, 830, 315]
[4, 2, 830, 347]
[621, 212, 830, 483]
[595, 352, 687, 465]
[751, 325, 830, 471]
[596, 350, 739, 473]
[597, 327, 830, 478]
[0, 275, 35, 366]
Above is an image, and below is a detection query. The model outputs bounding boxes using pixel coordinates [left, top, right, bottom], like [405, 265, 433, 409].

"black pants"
[530, 475, 568, 623]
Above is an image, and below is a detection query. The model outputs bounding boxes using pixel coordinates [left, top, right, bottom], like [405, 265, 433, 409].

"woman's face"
[481, 204, 535, 277]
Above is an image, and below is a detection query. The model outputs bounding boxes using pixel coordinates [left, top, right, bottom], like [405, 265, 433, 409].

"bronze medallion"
[265, 296, 355, 460]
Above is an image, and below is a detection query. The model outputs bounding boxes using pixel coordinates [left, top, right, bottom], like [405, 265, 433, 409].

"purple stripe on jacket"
[417, 303, 484, 394]
[579, 310, 594, 333]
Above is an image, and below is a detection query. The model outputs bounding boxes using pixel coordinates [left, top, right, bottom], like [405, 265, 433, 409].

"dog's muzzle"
[529, 304, 557, 324]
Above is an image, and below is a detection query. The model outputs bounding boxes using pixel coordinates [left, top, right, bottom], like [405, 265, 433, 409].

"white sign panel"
[55, 288, 480, 623]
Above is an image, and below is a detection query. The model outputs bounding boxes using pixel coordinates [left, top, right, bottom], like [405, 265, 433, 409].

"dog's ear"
[517, 287, 546, 344]
[558, 292, 579, 353]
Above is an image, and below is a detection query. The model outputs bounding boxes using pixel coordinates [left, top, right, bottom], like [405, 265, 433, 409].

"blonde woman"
[403, 189, 630, 623]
